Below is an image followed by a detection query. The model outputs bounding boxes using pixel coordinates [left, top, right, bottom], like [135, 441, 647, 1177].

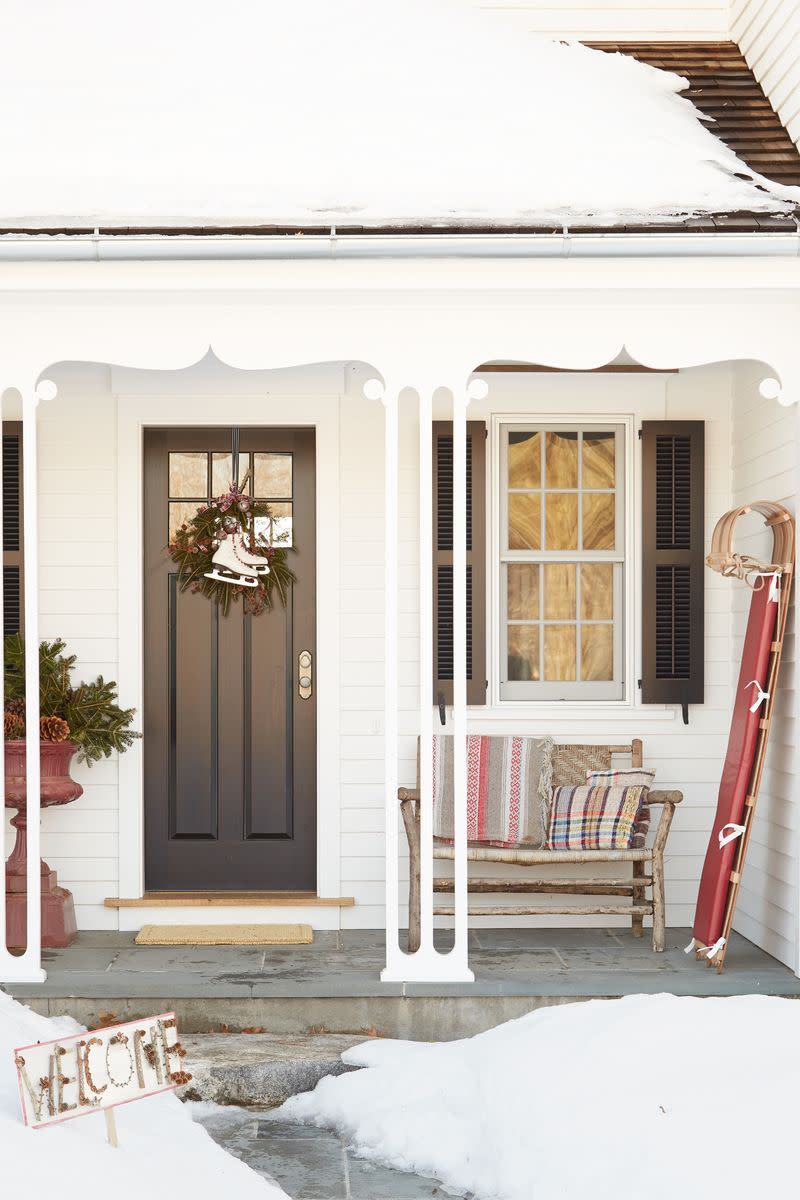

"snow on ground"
[3, 0, 799, 228]
[280, 993, 800, 1199]
[0, 991, 287, 1200]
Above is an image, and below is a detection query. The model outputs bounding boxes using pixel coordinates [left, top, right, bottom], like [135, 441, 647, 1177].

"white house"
[2, 0, 800, 985]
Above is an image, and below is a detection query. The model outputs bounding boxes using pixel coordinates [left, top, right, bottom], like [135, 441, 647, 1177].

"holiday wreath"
[168, 478, 296, 616]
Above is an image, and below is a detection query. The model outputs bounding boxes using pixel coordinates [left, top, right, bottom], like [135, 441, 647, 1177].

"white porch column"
[450, 386, 470, 975]
[448, 380, 486, 980]
[374, 375, 480, 983]
[0, 380, 51, 983]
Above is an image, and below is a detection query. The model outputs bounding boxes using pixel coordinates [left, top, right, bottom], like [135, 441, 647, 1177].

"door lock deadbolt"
[298, 650, 313, 699]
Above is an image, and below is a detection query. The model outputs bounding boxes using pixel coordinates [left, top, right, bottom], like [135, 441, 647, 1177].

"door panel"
[144, 426, 316, 891]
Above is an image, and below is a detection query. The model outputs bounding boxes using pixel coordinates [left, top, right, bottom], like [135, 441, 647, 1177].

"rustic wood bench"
[399, 738, 682, 953]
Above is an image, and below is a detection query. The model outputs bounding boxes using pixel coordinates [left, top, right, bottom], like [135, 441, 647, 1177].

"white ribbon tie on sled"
[705, 937, 727, 961]
[719, 823, 746, 848]
[684, 938, 696, 954]
[754, 570, 781, 602]
[746, 679, 770, 713]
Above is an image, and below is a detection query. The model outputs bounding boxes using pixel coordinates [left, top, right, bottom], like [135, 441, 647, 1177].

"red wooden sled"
[690, 501, 794, 972]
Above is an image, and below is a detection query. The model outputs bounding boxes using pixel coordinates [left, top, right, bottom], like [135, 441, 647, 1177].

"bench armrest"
[648, 789, 683, 806]
[398, 787, 420, 804]
[651, 791, 681, 854]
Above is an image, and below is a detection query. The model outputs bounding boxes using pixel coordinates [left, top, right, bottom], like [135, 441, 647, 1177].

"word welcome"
[15, 1011, 191, 1129]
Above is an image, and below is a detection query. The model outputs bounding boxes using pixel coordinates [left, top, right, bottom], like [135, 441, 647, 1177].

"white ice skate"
[204, 530, 271, 588]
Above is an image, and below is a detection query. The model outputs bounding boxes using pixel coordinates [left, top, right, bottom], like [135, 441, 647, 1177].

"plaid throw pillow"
[586, 768, 655, 849]
[548, 784, 647, 851]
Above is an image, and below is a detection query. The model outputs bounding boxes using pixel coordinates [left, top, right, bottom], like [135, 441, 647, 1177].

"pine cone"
[5, 697, 25, 718]
[40, 715, 70, 743]
[4, 711, 23, 739]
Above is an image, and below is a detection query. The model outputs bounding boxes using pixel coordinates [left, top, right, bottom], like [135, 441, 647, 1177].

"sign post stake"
[104, 1108, 118, 1148]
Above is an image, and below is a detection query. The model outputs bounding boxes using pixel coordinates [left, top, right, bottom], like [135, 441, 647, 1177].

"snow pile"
[0, 991, 286, 1200]
[3, 0, 799, 227]
[280, 993, 800, 1199]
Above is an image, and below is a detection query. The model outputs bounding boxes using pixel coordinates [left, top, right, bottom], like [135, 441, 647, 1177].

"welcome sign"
[14, 1012, 191, 1132]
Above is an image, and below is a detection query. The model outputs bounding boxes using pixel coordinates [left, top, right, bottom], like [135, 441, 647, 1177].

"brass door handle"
[298, 650, 313, 699]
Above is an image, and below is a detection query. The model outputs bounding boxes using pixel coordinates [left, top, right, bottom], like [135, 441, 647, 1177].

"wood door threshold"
[105, 891, 355, 908]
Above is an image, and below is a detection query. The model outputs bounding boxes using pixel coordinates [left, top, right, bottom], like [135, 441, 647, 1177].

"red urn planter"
[4, 740, 83, 950]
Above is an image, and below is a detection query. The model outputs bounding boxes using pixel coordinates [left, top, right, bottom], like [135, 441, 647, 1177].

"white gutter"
[0, 229, 799, 260]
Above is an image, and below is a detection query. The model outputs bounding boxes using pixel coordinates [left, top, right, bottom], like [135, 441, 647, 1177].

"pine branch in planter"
[3, 634, 140, 766]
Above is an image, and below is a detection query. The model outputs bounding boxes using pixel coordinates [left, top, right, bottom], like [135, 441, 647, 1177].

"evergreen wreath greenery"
[4, 635, 140, 766]
[168, 480, 296, 617]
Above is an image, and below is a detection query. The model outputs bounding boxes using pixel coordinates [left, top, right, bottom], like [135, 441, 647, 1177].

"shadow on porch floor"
[7, 928, 800, 1039]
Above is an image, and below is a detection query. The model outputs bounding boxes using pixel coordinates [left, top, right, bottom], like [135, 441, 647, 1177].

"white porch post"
[418, 387, 434, 956]
[451, 386, 470, 975]
[0, 380, 51, 983]
[375, 375, 478, 983]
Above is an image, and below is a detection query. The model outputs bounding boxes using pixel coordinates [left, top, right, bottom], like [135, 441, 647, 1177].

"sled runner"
[689, 501, 794, 972]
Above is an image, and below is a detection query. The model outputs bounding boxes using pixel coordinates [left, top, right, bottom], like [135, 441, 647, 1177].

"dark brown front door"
[143, 427, 316, 891]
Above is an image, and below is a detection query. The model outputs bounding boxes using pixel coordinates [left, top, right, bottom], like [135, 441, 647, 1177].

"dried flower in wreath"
[167, 478, 296, 617]
[40, 715, 71, 743]
[4, 710, 23, 739]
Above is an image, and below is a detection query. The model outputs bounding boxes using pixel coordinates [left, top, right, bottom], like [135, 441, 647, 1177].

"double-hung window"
[499, 422, 625, 701]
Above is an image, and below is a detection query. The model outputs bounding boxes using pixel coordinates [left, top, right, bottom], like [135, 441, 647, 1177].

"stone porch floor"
[7, 927, 800, 1038]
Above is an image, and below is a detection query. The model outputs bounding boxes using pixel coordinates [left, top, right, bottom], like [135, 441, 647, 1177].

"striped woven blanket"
[431, 734, 553, 848]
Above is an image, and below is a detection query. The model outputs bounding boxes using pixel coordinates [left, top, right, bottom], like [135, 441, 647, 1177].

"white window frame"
[493, 416, 631, 704]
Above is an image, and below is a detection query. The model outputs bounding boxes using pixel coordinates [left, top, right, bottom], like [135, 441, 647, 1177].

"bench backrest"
[553, 741, 642, 786]
[415, 738, 643, 788]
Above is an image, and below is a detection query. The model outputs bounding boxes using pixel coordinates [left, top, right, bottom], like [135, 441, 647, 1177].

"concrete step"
[180, 1031, 366, 1106]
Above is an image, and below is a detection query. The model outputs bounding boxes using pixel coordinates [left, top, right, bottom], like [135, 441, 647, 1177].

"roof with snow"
[3, 1, 800, 235]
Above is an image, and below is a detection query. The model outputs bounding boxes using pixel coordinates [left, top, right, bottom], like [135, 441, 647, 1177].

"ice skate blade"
[204, 568, 258, 588]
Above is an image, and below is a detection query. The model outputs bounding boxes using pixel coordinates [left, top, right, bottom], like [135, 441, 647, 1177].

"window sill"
[458, 703, 678, 725]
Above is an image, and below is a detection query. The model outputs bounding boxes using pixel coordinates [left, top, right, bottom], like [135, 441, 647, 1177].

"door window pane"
[583, 433, 615, 488]
[507, 563, 539, 620]
[254, 452, 293, 499]
[544, 624, 576, 680]
[254, 502, 293, 547]
[582, 624, 614, 681]
[169, 452, 207, 498]
[211, 451, 248, 494]
[545, 431, 578, 488]
[169, 501, 203, 541]
[508, 493, 541, 550]
[508, 431, 541, 488]
[545, 492, 578, 550]
[543, 563, 576, 620]
[508, 624, 539, 681]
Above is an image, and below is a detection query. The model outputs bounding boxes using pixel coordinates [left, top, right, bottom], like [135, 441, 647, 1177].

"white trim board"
[115, 379, 342, 918]
[116, 904, 342, 932]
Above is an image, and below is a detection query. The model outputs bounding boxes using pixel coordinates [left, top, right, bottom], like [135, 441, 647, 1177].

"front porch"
[1, 254, 799, 991]
[10, 927, 800, 1038]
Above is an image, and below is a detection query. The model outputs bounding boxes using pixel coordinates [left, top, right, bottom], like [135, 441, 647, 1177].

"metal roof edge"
[0, 229, 798, 262]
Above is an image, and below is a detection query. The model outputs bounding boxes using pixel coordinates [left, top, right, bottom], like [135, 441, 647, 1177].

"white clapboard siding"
[34, 364, 120, 928]
[730, 360, 798, 970]
[732, 0, 800, 148]
[339, 364, 735, 932]
[474, 0, 729, 40]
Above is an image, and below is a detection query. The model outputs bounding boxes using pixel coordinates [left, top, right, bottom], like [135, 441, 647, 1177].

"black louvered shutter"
[433, 421, 486, 707]
[641, 420, 704, 720]
[3, 423, 23, 635]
